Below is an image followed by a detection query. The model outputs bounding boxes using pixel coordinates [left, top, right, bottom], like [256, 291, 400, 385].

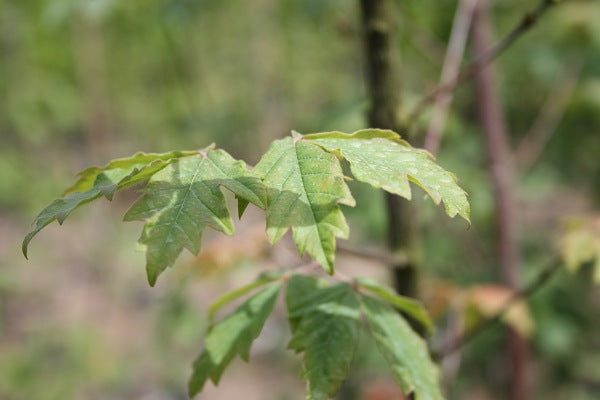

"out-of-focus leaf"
[361, 295, 443, 400]
[124, 146, 266, 286]
[23, 150, 199, 258]
[64, 150, 198, 197]
[464, 285, 534, 338]
[188, 283, 281, 397]
[254, 136, 355, 274]
[559, 216, 600, 283]
[304, 129, 470, 222]
[286, 276, 361, 400]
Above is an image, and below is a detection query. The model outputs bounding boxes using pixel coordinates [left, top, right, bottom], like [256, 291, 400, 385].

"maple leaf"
[253, 136, 355, 273]
[286, 276, 361, 400]
[63, 150, 198, 198]
[23, 150, 196, 258]
[189, 283, 281, 396]
[124, 146, 266, 286]
[304, 129, 470, 222]
[362, 296, 443, 400]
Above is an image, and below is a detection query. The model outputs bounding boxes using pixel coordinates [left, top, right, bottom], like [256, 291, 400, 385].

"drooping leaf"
[23, 190, 103, 258]
[304, 129, 470, 222]
[361, 295, 443, 400]
[286, 276, 361, 400]
[189, 283, 281, 396]
[254, 137, 355, 274]
[559, 216, 600, 283]
[22, 166, 153, 258]
[64, 150, 198, 198]
[23, 150, 199, 258]
[124, 147, 266, 286]
[355, 277, 434, 334]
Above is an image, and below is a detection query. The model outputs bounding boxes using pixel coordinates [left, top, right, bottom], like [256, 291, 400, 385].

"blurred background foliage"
[1, 0, 600, 399]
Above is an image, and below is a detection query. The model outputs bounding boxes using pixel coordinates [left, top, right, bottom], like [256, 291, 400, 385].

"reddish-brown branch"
[405, 0, 559, 129]
[432, 259, 560, 360]
[515, 61, 581, 171]
[472, 3, 529, 399]
[424, 0, 479, 154]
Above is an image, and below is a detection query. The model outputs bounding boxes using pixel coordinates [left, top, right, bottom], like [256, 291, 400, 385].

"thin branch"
[432, 258, 561, 360]
[337, 242, 408, 266]
[424, 0, 479, 154]
[472, 4, 527, 396]
[405, 0, 560, 129]
[515, 60, 581, 171]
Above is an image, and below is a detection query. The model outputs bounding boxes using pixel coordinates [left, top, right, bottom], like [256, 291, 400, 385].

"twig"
[424, 0, 479, 154]
[432, 258, 561, 360]
[405, 0, 560, 128]
[515, 60, 581, 171]
[472, 4, 527, 395]
[337, 242, 408, 266]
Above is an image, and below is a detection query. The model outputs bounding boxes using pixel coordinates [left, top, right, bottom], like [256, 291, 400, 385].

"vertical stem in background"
[424, 0, 478, 154]
[472, 3, 530, 400]
[359, 0, 420, 301]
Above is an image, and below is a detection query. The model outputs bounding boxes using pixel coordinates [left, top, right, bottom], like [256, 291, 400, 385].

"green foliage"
[22, 150, 197, 258]
[25, 130, 469, 284]
[286, 276, 361, 400]
[254, 135, 356, 273]
[188, 283, 281, 396]
[362, 296, 443, 400]
[123, 145, 266, 286]
[560, 216, 600, 283]
[188, 274, 443, 400]
[304, 129, 470, 221]
[23, 129, 471, 399]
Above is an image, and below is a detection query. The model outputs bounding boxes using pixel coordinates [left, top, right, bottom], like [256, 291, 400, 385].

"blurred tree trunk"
[72, 13, 114, 161]
[359, 0, 421, 304]
[472, 3, 530, 400]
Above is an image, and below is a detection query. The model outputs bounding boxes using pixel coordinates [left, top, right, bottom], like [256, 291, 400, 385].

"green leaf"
[361, 295, 443, 400]
[286, 276, 361, 400]
[64, 151, 198, 197]
[355, 277, 434, 334]
[124, 147, 266, 286]
[188, 283, 281, 396]
[23, 190, 102, 258]
[22, 165, 151, 258]
[63, 150, 197, 197]
[236, 195, 250, 219]
[254, 137, 355, 274]
[23, 150, 199, 258]
[285, 275, 331, 332]
[304, 129, 470, 222]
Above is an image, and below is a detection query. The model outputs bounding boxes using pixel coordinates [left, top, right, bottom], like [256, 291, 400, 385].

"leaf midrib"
[154, 155, 206, 263]
[294, 142, 326, 263]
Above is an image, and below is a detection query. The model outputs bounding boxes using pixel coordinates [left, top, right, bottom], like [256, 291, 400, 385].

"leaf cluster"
[24, 129, 469, 286]
[189, 274, 442, 400]
[23, 129, 470, 399]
